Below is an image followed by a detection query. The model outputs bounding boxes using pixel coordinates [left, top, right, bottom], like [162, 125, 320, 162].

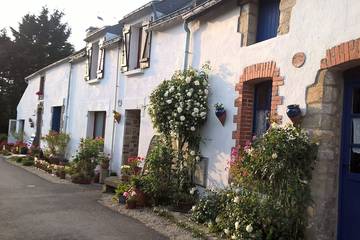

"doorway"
[122, 110, 141, 165]
[339, 67, 360, 240]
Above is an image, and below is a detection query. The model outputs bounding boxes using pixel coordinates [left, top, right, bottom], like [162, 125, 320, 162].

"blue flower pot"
[286, 104, 301, 119]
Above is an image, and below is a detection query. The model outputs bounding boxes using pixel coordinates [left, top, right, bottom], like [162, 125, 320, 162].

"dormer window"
[121, 23, 151, 72]
[85, 38, 105, 81]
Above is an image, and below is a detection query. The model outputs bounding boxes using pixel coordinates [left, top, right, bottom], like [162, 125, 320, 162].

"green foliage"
[146, 64, 211, 206]
[42, 131, 70, 157]
[192, 125, 318, 239]
[141, 140, 174, 205]
[71, 138, 104, 178]
[115, 182, 131, 199]
[0, 134, 8, 142]
[22, 157, 34, 166]
[0, 7, 74, 134]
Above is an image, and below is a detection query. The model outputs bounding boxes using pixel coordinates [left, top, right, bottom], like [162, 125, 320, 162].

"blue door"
[51, 106, 62, 133]
[256, 0, 280, 43]
[339, 68, 360, 240]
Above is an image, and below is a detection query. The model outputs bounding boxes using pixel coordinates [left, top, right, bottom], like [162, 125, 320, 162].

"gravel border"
[99, 194, 202, 240]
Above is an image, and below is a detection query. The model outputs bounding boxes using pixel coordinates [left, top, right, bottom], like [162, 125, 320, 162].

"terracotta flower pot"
[126, 200, 137, 209]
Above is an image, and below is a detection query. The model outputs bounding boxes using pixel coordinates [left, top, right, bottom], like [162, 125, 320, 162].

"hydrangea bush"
[191, 124, 318, 239]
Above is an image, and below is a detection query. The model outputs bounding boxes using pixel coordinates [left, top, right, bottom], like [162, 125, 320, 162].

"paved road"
[0, 157, 167, 240]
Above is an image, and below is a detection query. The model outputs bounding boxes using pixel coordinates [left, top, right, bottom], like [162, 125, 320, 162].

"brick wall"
[233, 61, 284, 147]
[122, 110, 141, 164]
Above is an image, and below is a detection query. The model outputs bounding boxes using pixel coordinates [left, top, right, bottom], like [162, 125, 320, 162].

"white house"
[14, 0, 360, 239]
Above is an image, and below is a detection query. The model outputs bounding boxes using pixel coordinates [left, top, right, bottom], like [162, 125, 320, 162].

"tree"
[0, 7, 74, 134]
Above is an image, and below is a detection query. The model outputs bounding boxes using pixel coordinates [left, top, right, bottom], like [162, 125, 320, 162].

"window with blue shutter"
[256, 0, 280, 43]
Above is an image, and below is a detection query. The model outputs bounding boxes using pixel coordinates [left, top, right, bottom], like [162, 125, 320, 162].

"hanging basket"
[215, 109, 226, 126]
[113, 110, 121, 123]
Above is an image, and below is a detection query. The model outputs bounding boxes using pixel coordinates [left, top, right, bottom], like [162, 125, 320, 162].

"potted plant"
[214, 103, 226, 126]
[115, 182, 130, 205]
[120, 165, 131, 182]
[126, 192, 137, 209]
[98, 152, 110, 184]
[113, 110, 121, 123]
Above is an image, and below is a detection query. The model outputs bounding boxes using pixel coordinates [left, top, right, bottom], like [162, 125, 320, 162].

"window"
[253, 81, 272, 136]
[85, 39, 105, 81]
[121, 23, 152, 72]
[18, 119, 25, 136]
[93, 111, 106, 139]
[51, 106, 62, 133]
[256, 0, 280, 43]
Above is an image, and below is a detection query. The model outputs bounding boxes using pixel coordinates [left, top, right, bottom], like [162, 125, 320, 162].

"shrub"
[141, 140, 174, 205]
[0, 134, 7, 142]
[15, 156, 24, 163]
[22, 160, 34, 166]
[42, 131, 70, 158]
[192, 124, 318, 239]
[70, 138, 104, 181]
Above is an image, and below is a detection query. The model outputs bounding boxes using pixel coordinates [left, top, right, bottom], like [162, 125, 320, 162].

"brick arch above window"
[233, 61, 284, 148]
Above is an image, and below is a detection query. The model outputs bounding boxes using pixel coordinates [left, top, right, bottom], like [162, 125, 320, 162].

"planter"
[215, 109, 226, 126]
[99, 169, 109, 184]
[286, 104, 302, 125]
[118, 196, 127, 205]
[126, 200, 137, 209]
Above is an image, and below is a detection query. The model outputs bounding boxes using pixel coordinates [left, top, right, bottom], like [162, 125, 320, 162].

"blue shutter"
[51, 107, 62, 133]
[256, 0, 280, 43]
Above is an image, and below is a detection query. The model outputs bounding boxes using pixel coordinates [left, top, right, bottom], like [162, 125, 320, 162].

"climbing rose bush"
[148, 64, 210, 137]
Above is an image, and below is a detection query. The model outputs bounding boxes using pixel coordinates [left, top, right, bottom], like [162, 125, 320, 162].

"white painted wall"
[66, 43, 120, 160]
[16, 76, 40, 141]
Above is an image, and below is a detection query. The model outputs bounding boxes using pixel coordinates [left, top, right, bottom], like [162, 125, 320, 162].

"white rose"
[180, 116, 185, 121]
[187, 92, 192, 97]
[215, 216, 221, 223]
[224, 229, 230, 235]
[235, 221, 240, 230]
[195, 156, 200, 161]
[231, 235, 236, 240]
[164, 91, 169, 97]
[185, 76, 191, 83]
[177, 107, 183, 113]
[166, 100, 172, 104]
[194, 80, 200, 86]
[272, 153, 278, 159]
[194, 108, 199, 113]
[246, 224, 253, 233]
[190, 151, 196, 156]
[190, 187, 196, 195]
[200, 112, 206, 117]
[190, 126, 196, 131]
[233, 196, 240, 204]
[191, 205, 196, 211]
[204, 89, 209, 95]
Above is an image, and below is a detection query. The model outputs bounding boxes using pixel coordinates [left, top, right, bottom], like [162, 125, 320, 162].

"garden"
[0, 131, 109, 184]
[108, 64, 318, 239]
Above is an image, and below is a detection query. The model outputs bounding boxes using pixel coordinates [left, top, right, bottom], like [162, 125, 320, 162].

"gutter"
[64, 63, 73, 134]
[110, 40, 122, 172]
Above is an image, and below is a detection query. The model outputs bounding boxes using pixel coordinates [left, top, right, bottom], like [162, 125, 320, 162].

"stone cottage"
[13, 0, 360, 239]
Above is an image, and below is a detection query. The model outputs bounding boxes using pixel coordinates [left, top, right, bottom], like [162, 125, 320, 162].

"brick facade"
[320, 38, 360, 69]
[233, 61, 284, 147]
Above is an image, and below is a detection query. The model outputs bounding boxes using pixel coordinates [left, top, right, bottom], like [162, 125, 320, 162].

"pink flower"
[123, 192, 129, 198]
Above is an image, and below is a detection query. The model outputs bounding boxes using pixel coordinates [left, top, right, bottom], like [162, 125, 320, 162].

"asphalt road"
[0, 157, 167, 240]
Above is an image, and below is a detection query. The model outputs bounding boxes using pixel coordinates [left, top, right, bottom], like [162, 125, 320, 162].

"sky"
[0, 0, 149, 50]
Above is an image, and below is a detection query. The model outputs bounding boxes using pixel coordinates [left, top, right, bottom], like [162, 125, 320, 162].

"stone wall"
[122, 110, 141, 164]
[278, 0, 296, 35]
[302, 69, 344, 240]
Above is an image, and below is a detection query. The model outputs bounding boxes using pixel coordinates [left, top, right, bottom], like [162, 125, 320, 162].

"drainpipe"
[110, 41, 121, 173]
[183, 19, 191, 71]
[64, 62, 72, 133]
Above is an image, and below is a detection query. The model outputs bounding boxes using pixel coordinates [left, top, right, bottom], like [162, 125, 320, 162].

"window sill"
[87, 79, 101, 84]
[124, 68, 144, 77]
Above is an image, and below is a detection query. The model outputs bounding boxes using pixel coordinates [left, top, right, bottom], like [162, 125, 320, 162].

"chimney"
[86, 26, 99, 37]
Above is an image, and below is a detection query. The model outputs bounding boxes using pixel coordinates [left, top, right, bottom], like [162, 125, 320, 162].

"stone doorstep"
[103, 176, 123, 192]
